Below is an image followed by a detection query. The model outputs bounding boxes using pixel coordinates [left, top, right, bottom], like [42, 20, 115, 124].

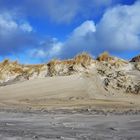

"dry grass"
[11, 67, 24, 74]
[0, 53, 93, 79]
[0, 59, 49, 81]
[22, 64, 48, 78]
[0, 59, 24, 81]
[61, 59, 74, 65]
[96, 52, 113, 62]
[47, 59, 64, 76]
[0, 52, 129, 82]
[46, 53, 94, 76]
[47, 59, 61, 66]
[2, 59, 9, 66]
[74, 52, 93, 65]
[0, 53, 93, 78]
[111, 59, 128, 68]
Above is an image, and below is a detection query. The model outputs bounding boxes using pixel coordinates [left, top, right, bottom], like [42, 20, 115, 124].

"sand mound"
[0, 52, 140, 95]
[0, 59, 48, 84]
[0, 53, 140, 110]
[0, 53, 95, 84]
[96, 52, 113, 62]
[130, 54, 140, 62]
[0, 73, 140, 111]
[47, 53, 94, 76]
[130, 54, 140, 71]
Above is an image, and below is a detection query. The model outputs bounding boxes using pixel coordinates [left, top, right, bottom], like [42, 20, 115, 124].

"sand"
[0, 74, 140, 112]
[0, 74, 140, 139]
[0, 111, 140, 139]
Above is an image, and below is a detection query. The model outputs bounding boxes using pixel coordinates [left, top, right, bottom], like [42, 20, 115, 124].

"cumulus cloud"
[0, 0, 115, 24]
[22, 0, 136, 24]
[73, 20, 96, 37]
[0, 13, 33, 33]
[30, 38, 63, 61]
[0, 0, 139, 63]
[42, 0, 113, 23]
[43, 0, 80, 23]
[0, 12, 36, 56]
[96, 0, 140, 52]
[60, 1, 140, 58]
[59, 21, 96, 59]
[30, 20, 96, 60]
[19, 23, 33, 32]
[33, 1, 140, 60]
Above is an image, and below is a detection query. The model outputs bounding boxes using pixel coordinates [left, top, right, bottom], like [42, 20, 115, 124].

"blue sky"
[0, 0, 139, 64]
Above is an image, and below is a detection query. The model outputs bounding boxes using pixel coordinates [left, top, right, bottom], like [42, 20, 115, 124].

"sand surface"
[0, 74, 140, 139]
[0, 74, 140, 111]
[0, 111, 140, 140]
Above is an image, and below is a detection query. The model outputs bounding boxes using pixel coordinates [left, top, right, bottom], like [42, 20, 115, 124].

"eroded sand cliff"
[0, 52, 140, 111]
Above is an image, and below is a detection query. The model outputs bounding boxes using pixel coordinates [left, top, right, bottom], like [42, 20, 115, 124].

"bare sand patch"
[0, 74, 140, 112]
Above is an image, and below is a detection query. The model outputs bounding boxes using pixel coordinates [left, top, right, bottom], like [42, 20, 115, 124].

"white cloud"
[96, 1, 140, 51]
[45, 1, 140, 59]
[45, 0, 80, 23]
[0, 13, 33, 35]
[0, 13, 18, 34]
[22, 0, 140, 61]
[19, 23, 33, 32]
[0, 12, 36, 56]
[21, 0, 113, 24]
[30, 20, 96, 60]
[0, 0, 115, 24]
[30, 38, 63, 61]
[73, 20, 96, 37]
[49, 42, 63, 57]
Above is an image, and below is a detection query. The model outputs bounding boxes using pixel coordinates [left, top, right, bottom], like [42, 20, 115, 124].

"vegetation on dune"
[74, 52, 93, 65]
[130, 55, 140, 62]
[46, 52, 94, 76]
[96, 52, 113, 62]
[0, 52, 140, 95]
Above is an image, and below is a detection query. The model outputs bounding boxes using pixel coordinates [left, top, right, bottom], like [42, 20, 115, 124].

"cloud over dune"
[0, 12, 37, 56]
[0, 0, 139, 63]
[33, 1, 140, 60]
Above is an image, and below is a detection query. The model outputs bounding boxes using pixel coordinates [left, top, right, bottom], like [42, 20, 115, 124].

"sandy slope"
[0, 74, 140, 111]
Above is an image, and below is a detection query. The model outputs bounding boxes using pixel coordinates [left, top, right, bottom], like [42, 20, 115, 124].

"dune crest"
[0, 52, 140, 95]
[0, 52, 140, 94]
[0, 52, 140, 110]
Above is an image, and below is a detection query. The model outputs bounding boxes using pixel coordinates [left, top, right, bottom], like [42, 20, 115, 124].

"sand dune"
[0, 53, 140, 111]
[0, 73, 140, 111]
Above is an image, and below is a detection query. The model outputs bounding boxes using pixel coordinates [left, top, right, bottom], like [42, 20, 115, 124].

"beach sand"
[0, 74, 140, 139]
[0, 111, 140, 139]
[0, 74, 140, 111]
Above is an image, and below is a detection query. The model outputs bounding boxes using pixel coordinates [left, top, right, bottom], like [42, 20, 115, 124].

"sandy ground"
[0, 75, 140, 139]
[0, 74, 140, 111]
[0, 111, 140, 140]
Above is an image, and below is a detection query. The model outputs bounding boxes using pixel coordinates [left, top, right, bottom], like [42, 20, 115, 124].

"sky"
[0, 0, 139, 64]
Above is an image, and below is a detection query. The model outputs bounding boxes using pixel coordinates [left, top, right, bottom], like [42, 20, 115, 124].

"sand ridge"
[0, 53, 140, 111]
